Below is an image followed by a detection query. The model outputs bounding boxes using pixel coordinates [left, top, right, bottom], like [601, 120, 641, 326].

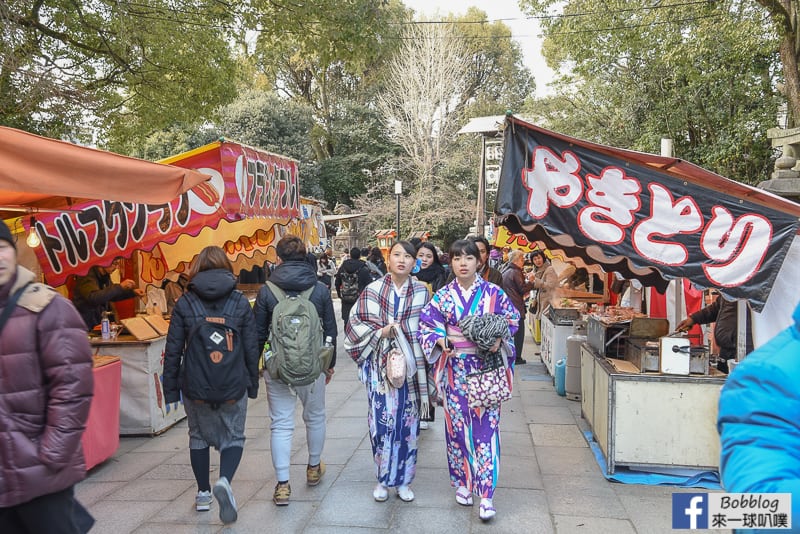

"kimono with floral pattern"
[344, 274, 430, 488]
[418, 274, 520, 499]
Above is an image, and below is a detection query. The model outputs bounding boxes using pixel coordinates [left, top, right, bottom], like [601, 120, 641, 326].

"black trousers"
[514, 316, 527, 362]
[0, 486, 93, 534]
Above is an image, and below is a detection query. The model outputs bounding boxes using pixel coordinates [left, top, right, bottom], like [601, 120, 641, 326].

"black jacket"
[72, 266, 137, 329]
[691, 297, 753, 359]
[334, 258, 372, 296]
[163, 269, 260, 403]
[254, 260, 338, 369]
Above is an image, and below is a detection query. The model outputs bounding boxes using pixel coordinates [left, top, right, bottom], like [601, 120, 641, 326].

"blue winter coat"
[718, 301, 800, 533]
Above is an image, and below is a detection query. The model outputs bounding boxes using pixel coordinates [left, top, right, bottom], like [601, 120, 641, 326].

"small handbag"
[465, 347, 512, 408]
[385, 342, 407, 388]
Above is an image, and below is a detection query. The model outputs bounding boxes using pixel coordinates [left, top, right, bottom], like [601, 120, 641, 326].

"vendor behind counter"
[72, 257, 144, 330]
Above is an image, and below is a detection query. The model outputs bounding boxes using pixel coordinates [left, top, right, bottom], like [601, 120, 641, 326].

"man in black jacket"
[254, 236, 337, 507]
[501, 250, 536, 365]
[677, 295, 753, 373]
[334, 247, 371, 321]
[72, 258, 144, 330]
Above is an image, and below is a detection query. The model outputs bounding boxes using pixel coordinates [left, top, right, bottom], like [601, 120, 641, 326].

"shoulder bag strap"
[222, 290, 242, 320]
[0, 282, 31, 335]
[183, 291, 209, 319]
[265, 281, 287, 302]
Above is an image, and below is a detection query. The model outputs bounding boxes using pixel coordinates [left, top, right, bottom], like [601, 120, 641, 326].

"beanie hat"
[0, 220, 15, 249]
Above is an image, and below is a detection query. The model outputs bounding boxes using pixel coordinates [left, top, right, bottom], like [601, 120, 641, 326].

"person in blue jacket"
[717, 300, 800, 533]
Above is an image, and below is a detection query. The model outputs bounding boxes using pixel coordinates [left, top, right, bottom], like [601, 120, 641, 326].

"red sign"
[30, 141, 300, 286]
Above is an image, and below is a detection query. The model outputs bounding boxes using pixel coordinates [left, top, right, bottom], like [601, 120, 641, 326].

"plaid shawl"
[344, 275, 430, 406]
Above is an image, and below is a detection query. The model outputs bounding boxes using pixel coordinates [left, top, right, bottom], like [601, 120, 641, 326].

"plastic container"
[101, 311, 111, 340]
[555, 358, 566, 396]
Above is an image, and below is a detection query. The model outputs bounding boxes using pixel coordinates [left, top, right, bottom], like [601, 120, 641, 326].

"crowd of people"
[5, 216, 795, 532]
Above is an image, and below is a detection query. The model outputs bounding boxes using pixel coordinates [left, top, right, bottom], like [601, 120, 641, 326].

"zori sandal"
[455, 486, 473, 506]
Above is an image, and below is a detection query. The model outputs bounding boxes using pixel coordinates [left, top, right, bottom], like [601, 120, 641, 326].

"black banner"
[495, 117, 800, 312]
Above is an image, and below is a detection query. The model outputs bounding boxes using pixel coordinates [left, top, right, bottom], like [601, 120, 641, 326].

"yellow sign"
[493, 226, 540, 253]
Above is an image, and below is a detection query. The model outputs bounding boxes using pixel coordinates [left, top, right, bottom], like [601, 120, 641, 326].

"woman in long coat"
[418, 239, 520, 521]
[344, 241, 430, 503]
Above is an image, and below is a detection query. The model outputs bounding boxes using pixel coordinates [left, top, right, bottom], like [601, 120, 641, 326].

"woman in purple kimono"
[344, 241, 430, 503]
[418, 239, 520, 521]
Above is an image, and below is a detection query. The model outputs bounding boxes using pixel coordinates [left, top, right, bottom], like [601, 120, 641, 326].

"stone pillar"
[760, 127, 800, 201]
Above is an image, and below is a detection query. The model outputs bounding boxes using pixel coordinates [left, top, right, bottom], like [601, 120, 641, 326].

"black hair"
[390, 240, 416, 257]
[416, 242, 442, 266]
[530, 249, 547, 262]
[449, 239, 479, 259]
[470, 235, 491, 252]
[349, 247, 361, 260]
[276, 236, 307, 262]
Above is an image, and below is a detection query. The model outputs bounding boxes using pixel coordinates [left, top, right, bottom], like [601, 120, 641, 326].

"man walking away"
[334, 247, 371, 321]
[0, 220, 95, 533]
[254, 236, 337, 506]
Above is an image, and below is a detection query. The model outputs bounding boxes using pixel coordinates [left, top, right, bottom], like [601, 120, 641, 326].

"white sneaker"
[195, 490, 212, 512]
[213, 477, 238, 524]
[419, 420, 429, 430]
[373, 483, 388, 502]
[397, 485, 414, 502]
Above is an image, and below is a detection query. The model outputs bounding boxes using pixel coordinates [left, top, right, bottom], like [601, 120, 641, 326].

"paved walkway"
[77, 306, 725, 533]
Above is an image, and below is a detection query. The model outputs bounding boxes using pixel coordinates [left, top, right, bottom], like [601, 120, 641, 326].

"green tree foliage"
[250, 0, 408, 160]
[0, 0, 241, 147]
[518, 0, 780, 184]
[448, 8, 535, 115]
[755, 0, 800, 126]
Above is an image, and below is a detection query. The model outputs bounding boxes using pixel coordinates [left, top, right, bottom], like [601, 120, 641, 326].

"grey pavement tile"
[303, 526, 388, 534]
[114, 437, 151, 456]
[499, 406, 529, 429]
[396, 467, 453, 509]
[153, 480, 263, 525]
[75, 480, 126, 507]
[253, 463, 343, 502]
[308, 481, 395, 529]
[542, 474, 628, 518]
[128, 430, 188, 453]
[140, 462, 197, 480]
[389, 505, 472, 533]
[522, 390, 572, 407]
[332, 400, 370, 418]
[104, 478, 195, 501]
[243, 428, 272, 450]
[224, 499, 317, 532]
[536, 446, 604, 476]
[325, 417, 370, 439]
[88, 499, 170, 534]
[243, 415, 270, 430]
[87, 452, 178, 482]
[500, 430, 536, 457]
[530, 423, 588, 448]
[291, 437, 362, 466]
[526, 405, 580, 425]
[471, 489, 554, 534]
[518, 379, 559, 392]
[132, 524, 219, 534]
[552, 515, 636, 534]
[231, 449, 273, 481]
[337, 450, 379, 483]
[415, 438, 447, 469]
[499, 455, 543, 490]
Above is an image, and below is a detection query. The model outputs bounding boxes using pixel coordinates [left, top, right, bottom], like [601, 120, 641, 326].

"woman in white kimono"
[418, 239, 520, 521]
[344, 241, 430, 503]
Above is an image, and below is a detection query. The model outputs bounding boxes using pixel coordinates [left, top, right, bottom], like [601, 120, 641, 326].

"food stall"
[0, 126, 210, 458]
[22, 139, 321, 435]
[495, 116, 800, 473]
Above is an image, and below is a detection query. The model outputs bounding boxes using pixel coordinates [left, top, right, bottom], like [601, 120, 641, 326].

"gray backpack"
[265, 282, 326, 386]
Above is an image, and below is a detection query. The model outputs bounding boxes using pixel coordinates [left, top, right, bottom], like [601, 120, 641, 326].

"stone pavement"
[77, 305, 725, 534]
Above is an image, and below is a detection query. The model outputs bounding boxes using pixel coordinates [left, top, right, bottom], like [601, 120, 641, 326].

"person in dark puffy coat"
[0, 220, 94, 534]
[163, 246, 259, 525]
[71, 258, 144, 330]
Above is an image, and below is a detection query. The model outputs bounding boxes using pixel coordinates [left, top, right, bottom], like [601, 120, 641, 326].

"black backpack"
[340, 271, 360, 303]
[181, 291, 247, 407]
